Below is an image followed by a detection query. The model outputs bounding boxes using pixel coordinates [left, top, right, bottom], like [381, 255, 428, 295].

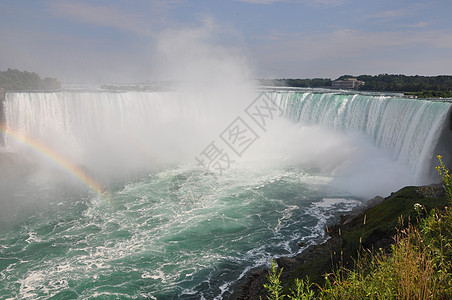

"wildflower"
[414, 203, 422, 212]
[414, 203, 424, 219]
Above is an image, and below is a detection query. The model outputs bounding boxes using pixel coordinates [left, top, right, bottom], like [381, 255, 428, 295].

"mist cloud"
[153, 18, 251, 87]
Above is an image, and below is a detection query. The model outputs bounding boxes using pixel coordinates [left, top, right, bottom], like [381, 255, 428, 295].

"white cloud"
[46, 0, 181, 36]
[364, 4, 430, 26]
[373, 8, 412, 19]
[237, 0, 344, 6]
[307, 0, 345, 6]
[237, 0, 287, 4]
[406, 21, 429, 28]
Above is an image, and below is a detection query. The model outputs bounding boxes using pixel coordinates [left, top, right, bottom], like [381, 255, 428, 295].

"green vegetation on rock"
[0, 68, 61, 91]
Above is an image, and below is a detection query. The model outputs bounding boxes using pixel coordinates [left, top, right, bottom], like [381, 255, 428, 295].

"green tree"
[0, 69, 61, 91]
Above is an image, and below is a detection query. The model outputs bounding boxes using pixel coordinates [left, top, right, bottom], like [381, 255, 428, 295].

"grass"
[263, 156, 452, 299]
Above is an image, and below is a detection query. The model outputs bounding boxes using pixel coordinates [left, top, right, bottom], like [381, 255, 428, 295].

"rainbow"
[0, 123, 106, 198]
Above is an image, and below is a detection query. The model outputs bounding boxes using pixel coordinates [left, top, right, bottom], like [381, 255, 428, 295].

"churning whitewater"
[0, 89, 450, 299]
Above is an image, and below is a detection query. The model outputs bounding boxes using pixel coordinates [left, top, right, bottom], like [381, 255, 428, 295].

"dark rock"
[415, 184, 446, 199]
[227, 269, 268, 300]
[277, 257, 297, 268]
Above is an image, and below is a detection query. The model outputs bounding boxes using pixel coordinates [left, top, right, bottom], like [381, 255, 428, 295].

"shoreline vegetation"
[1, 69, 452, 99]
[0, 69, 61, 91]
[259, 74, 452, 98]
[231, 157, 452, 299]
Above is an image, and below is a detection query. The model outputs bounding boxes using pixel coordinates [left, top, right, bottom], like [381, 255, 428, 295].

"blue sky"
[1, 0, 451, 83]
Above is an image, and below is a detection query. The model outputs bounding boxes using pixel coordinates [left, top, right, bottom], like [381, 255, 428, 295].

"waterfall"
[271, 91, 452, 182]
[3, 91, 238, 178]
[4, 90, 451, 183]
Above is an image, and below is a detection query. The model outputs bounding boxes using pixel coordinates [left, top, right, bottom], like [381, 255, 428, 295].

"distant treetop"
[337, 74, 452, 93]
[259, 74, 452, 95]
[0, 68, 61, 91]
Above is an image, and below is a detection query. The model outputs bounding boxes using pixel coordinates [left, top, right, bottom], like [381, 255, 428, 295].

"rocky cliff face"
[0, 87, 5, 145]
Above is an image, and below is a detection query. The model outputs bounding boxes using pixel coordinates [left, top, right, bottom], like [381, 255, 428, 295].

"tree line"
[260, 74, 452, 97]
[0, 69, 61, 91]
[339, 74, 452, 93]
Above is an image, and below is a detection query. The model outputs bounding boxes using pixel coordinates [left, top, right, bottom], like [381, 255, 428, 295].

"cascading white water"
[274, 91, 451, 183]
[4, 91, 247, 180]
[4, 90, 451, 193]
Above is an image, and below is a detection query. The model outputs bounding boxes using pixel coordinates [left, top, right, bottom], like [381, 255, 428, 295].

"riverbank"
[229, 183, 448, 299]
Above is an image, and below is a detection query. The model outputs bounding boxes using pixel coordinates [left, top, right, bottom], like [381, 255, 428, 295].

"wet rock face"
[227, 269, 268, 300]
[0, 87, 5, 146]
[416, 184, 446, 199]
[433, 106, 452, 176]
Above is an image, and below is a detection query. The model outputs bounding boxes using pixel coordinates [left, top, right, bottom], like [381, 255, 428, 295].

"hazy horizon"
[1, 1, 452, 83]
